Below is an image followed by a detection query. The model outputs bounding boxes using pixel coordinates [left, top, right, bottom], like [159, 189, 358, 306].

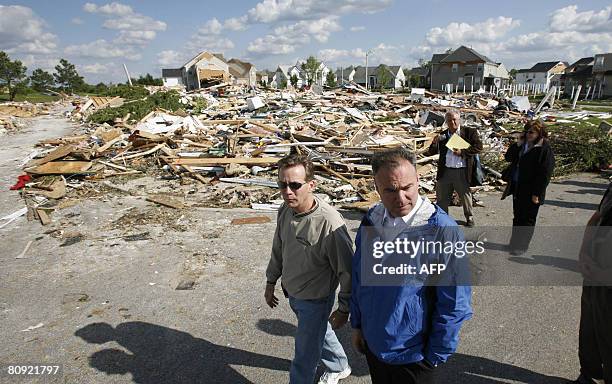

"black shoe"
[509, 248, 526, 256]
[466, 219, 475, 227]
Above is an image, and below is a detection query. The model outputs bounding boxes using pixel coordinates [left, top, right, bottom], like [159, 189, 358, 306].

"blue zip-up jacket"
[350, 201, 472, 366]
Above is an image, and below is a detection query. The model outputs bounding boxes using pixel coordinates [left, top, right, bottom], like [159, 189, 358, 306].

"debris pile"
[4, 82, 611, 227]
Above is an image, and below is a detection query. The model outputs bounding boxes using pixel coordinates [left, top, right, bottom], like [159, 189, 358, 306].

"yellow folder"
[445, 134, 470, 150]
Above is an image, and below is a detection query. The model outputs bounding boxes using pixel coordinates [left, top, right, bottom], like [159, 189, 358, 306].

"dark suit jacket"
[427, 126, 483, 184]
[501, 139, 555, 202]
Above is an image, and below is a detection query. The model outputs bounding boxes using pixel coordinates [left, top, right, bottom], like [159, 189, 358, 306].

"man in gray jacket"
[265, 154, 353, 384]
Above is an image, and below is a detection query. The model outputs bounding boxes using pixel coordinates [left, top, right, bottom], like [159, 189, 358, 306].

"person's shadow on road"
[257, 319, 568, 383]
[75, 321, 291, 384]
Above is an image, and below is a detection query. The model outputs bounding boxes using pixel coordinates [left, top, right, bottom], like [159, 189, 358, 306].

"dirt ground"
[0, 110, 609, 383]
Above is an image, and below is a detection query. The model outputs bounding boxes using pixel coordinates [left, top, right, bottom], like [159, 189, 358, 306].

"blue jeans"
[288, 293, 349, 384]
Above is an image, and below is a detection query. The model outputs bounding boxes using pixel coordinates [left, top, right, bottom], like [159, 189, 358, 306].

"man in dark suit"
[427, 110, 483, 227]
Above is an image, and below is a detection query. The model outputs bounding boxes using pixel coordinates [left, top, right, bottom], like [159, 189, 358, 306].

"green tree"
[300, 56, 321, 86]
[326, 71, 337, 88]
[0, 51, 28, 101]
[377, 64, 391, 90]
[280, 78, 287, 89]
[132, 73, 163, 86]
[417, 58, 432, 69]
[30, 68, 55, 92]
[290, 74, 298, 88]
[54, 58, 84, 93]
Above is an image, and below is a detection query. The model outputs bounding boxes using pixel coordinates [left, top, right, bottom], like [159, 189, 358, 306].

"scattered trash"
[21, 323, 44, 332]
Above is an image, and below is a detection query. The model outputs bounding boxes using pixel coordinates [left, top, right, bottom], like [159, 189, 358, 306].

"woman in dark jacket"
[502, 119, 555, 255]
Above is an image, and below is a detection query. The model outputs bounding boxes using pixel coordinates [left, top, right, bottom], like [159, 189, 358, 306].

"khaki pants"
[436, 168, 473, 222]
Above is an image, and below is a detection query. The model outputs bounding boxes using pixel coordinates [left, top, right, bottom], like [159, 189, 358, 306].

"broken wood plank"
[96, 134, 126, 154]
[146, 195, 185, 209]
[231, 216, 272, 225]
[111, 143, 166, 162]
[26, 145, 74, 168]
[26, 161, 93, 175]
[182, 165, 208, 184]
[170, 157, 280, 166]
[36, 209, 51, 225]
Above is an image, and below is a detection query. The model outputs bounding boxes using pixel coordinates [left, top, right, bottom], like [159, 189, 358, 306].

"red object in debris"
[9, 174, 31, 190]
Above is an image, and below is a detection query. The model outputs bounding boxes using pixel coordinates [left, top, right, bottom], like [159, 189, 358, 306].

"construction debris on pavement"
[3, 82, 611, 229]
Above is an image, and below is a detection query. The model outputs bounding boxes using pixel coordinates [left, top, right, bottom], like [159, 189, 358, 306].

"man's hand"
[531, 195, 540, 204]
[264, 283, 279, 308]
[328, 310, 349, 330]
[351, 329, 366, 354]
[452, 148, 462, 156]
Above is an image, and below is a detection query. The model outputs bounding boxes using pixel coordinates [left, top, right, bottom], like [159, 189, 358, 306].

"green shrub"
[88, 90, 182, 124]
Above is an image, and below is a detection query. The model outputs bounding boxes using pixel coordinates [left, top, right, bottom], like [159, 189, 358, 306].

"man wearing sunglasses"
[265, 154, 353, 384]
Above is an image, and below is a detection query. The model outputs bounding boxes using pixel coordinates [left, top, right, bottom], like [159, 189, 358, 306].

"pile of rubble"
[4, 82, 611, 227]
[0, 102, 51, 135]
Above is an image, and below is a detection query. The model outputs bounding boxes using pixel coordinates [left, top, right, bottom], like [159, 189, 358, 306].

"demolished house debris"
[4, 80, 612, 229]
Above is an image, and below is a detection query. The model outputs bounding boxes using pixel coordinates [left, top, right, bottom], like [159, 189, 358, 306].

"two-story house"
[562, 57, 594, 97]
[430, 46, 509, 91]
[592, 53, 612, 98]
[352, 65, 405, 90]
[227, 58, 257, 87]
[515, 61, 567, 90]
[161, 51, 230, 90]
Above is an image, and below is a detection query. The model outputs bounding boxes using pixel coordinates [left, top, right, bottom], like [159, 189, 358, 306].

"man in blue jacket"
[351, 147, 473, 383]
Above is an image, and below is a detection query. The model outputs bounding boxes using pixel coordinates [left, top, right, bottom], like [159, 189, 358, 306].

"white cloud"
[199, 18, 223, 35]
[318, 48, 365, 62]
[0, 5, 58, 54]
[425, 16, 520, 46]
[224, 15, 248, 31]
[20, 54, 59, 72]
[84, 2, 133, 17]
[248, 16, 341, 55]
[247, 0, 392, 23]
[64, 39, 141, 61]
[115, 30, 157, 45]
[549, 5, 612, 33]
[72, 17, 84, 25]
[185, 34, 235, 53]
[81, 62, 115, 74]
[350, 26, 366, 32]
[83, 2, 166, 34]
[157, 50, 187, 67]
[103, 17, 166, 32]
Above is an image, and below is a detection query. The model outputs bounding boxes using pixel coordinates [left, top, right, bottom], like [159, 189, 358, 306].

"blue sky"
[1, 1, 611, 83]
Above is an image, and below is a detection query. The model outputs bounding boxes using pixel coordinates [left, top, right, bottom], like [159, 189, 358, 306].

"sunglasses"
[277, 181, 307, 191]
[526, 130, 537, 134]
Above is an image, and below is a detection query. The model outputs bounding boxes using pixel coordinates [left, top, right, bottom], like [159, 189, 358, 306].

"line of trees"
[0, 51, 162, 101]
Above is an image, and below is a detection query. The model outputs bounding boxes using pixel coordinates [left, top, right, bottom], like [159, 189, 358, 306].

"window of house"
[595, 56, 605, 67]
[452, 64, 458, 72]
[477, 63, 483, 72]
[458, 76, 464, 85]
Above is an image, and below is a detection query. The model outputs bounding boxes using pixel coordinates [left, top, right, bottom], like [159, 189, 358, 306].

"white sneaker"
[318, 366, 351, 384]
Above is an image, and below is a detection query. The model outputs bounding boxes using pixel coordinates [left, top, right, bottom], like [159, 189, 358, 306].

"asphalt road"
[0, 112, 609, 383]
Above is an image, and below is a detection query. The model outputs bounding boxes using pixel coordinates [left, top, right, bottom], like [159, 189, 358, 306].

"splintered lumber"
[170, 157, 280, 166]
[26, 145, 75, 167]
[96, 135, 126, 154]
[231, 216, 272, 225]
[182, 165, 208, 183]
[111, 143, 166, 162]
[26, 161, 93, 175]
[146, 195, 185, 209]
[27, 178, 66, 199]
[36, 209, 51, 225]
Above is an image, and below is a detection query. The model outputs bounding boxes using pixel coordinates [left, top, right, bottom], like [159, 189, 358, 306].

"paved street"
[0, 113, 609, 383]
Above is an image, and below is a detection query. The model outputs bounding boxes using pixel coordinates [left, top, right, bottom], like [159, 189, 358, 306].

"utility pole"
[365, 49, 373, 90]
[123, 63, 133, 86]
